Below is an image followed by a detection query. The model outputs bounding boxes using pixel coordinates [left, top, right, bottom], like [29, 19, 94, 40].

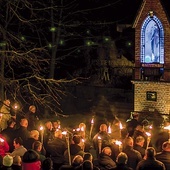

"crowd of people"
[0, 100, 169, 170]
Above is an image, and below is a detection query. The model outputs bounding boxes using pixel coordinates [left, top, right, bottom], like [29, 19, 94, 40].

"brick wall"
[134, 0, 170, 81]
[132, 80, 170, 114]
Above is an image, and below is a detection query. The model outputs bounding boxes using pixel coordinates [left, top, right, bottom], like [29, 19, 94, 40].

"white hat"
[3, 155, 13, 167]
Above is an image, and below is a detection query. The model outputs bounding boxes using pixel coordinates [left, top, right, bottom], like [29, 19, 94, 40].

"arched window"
[140, 14, 164, 64]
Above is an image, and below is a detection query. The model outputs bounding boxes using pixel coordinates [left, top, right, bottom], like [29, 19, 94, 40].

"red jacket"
[22, 161, 41, 170]
[0, 134, 9, 157]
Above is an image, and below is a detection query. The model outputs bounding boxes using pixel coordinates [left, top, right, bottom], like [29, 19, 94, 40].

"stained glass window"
[141, 15, 164, 64]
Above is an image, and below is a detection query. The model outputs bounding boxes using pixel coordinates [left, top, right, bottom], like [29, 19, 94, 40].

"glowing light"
[0, 138, 4, 142]
[146, 132, 151, 137]
[119, 122, 123, 130]
[108, 125, 111, 134]
[115, 140, 122, 146]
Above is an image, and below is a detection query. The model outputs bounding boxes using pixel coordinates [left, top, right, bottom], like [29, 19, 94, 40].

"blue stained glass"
[140, 15, 164, 64]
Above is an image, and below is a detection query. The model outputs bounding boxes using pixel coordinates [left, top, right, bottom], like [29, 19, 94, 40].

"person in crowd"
[12, 155, 22, 170]
[52, 120, 61, 131]
[82, 160, 94, 170]
[43, 121, 54, 151]
[83, 152, 100, 170]
[26, 105, 40, 131]
[133, 124, 148, 149]
[1, 154, 13, 170]
[0, 99, 11, 131]
[112, 152, 133, 170]
[0, 134, 9, 157]
[134, 135, 146, 158]
[126, 112, 140, 137]
[1, 118, 16, 152]
[32, 141, 46, 163]
[93, 124, 112, 158]
[22, 149, 41, 170]
[122, 136, 142, 170]
[154, 127, 169, 152]
[136, 147, 165, 170]
[24, 130, 39, 150]
[71, 155, 83, 169]
[98, 146, 117, 169]
[65, 135, 84, 163]
[42, 157, 53, 170]
[111, 116, 122, 140]
[10, 137, 27, 159]
[46, 129, 67, 170]
[156, 141, 170, 170]
[14, 118, 30, 142]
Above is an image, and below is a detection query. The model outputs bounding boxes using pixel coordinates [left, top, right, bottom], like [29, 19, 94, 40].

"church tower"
[132, 0, 170, 115]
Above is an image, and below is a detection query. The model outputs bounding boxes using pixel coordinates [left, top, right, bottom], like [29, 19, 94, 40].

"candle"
[63, 131, 71, 165]
[145, 132, 151, 148]
[98, 136, 102, 154]
[108, 124, 111, 134]
[164, 125, 170, 142]
[82, 139, 85, 151]
[89, 117, 94, 139]
[39, 126, 44, 144]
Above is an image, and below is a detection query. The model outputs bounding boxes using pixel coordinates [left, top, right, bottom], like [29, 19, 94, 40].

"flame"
[0, 138, 4, 142]
[119, 122, 123, 129]
[108, 125, 111, 134]
[115, 140, 122, 146]
[164, 125, 170, 131]
[62, 131, 67, 135]
[98, 136, 101, 140]
[39, 126, 44, 131]
[146, 132, 151, 137]
[91, 118, 94, 124]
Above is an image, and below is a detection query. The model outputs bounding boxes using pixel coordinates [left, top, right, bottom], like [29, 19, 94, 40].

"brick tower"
[132, 0, 170, 116]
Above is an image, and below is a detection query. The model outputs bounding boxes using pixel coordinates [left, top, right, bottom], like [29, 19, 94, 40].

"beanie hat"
[3, 155, 13, 167]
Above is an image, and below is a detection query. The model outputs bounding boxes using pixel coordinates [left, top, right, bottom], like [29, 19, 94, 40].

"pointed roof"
[132, 0, 170, 28]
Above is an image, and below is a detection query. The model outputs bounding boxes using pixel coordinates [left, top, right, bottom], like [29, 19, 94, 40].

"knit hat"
[3, 155, 13, 167]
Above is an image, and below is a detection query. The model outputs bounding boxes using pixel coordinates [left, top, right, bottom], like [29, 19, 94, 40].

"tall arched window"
[141, 14, 164, 64]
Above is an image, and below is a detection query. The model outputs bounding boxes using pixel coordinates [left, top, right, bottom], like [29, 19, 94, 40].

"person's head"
[13, 137, 23, 149]
[132, 112, 139, 120]
[32, 141, 43, 152]
[7, 118, 16, 128]
[116, 152, 128, 165]
[79, 123, 86, 131]
[102, 147, 112, 156]
[20, 118, 28, 128]
[54, 129, 62, 139]
[30, 130, 39, 140]
[135, 135, 145, 147]
[45, 121, 53, 131]
[3, 155, 13, 167]
[145, 147, 156, 159]
[99, 124, 107, 132]
[42, 158, 53, 170]
[4, 99, 10, 106]
[135, 124, 144, 132]
[83, 153, 93, 162]
[29, 105, 36, 113]
[82, 160, 93, 170]
[22, 149, 39, 163]
[72, 155, 83, 167]
[162, 141, 170, 151]
[52, 120, 60, 129]
[72, 135, 81, 145]
[124, 136, 134, 147]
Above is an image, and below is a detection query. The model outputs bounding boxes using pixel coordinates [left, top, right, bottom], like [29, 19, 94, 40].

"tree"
[0, 0, 132, 116]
